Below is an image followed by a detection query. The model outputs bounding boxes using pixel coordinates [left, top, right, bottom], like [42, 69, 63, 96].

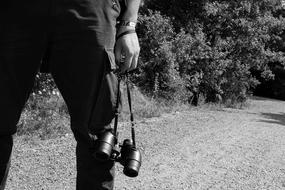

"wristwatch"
[117, 20, 137, 28]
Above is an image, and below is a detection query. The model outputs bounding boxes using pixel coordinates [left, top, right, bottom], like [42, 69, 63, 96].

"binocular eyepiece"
[92, 131, 142, 178]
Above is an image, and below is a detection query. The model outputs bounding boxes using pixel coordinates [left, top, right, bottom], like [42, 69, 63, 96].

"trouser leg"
[50, 43, 120, 189]
[0, 1, 48, 188]
[0, 54, 44, 189]
[0, 158, 11, 190]
[76, 143, 115, 190]
[0, 136, 13, 190]
[49, 0, 121, 189]
[0, 41, 46, 188]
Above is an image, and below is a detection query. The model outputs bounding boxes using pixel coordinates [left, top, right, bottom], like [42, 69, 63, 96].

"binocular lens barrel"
[92, 133, 142, 177]
[93, 132, 115, 161]
[124, 159, 141, 177]
[123, 149, 142, 178]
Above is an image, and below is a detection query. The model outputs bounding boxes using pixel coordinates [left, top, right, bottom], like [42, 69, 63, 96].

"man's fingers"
[130, 51, 139, 71]
[121, 53, 132, 73]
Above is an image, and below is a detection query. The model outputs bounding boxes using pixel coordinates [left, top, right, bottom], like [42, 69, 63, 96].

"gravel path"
[5, 97, 285, 190]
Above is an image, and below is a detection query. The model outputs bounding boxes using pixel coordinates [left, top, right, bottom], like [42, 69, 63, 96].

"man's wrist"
[116, 20, 137, 36]
[116, 25, 136, 37]
[116, 30, 136, 40]
[116, 0, 140, 36]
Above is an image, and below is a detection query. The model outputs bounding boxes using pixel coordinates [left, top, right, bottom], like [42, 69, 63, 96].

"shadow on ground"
[251, 96, 285, 102]
[259, 112, 285, 126]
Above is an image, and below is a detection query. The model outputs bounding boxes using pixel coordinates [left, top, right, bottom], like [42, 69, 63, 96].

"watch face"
[129, 22, 136, 27]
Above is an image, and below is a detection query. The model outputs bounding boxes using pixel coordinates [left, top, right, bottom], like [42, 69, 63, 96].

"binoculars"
[92, 130, 142, 178]
[90, 74, 141, 177]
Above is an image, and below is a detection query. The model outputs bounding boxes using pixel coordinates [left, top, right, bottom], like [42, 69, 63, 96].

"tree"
[138, 0, 285, 103]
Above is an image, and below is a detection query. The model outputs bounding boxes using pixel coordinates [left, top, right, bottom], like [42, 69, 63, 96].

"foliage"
[139, 0, 285, 103]
[17, 93, 70, 140]
[18, 81, 173, 139]
[136, 11, 190, 102]
[32, 73, 58, 97]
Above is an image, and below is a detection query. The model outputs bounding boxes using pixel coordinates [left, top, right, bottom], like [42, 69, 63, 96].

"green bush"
[18, 80, 172, 139]
[32, 73, 57, 96]
[136, 10, 189, 102]
[17, 92, 70, 140]
[139, 0, 285, 104]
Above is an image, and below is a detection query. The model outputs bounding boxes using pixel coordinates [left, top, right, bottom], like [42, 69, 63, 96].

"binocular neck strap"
[113, 76, 121, 140]
[113, 74, 137, 148]
[126, 75, 137, 148]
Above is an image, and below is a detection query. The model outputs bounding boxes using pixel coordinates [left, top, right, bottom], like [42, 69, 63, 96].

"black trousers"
[0, 0, 122, 189]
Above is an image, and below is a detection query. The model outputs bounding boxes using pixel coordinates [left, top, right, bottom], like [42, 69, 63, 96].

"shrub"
[136, 10, 189, 102]
[32, 73, 57, 96]
[17, 92, 70, 140]
[140, 0, 285, 104]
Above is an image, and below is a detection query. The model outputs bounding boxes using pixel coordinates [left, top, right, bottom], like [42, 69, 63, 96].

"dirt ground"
[5, 97, 285, 190]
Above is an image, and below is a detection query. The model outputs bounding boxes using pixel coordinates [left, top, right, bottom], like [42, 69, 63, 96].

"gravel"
[5, 96, 285, 190]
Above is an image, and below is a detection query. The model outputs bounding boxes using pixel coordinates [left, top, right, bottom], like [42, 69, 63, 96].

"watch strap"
[116, 30, 136, 40]
[117, 20, 137, 28]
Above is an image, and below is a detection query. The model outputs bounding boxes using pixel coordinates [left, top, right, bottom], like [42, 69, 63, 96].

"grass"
[17, 93, 71, 140]
[17, 84, 188, 140]
[17, 81, 253, 141]
[18, 78, 251, 141]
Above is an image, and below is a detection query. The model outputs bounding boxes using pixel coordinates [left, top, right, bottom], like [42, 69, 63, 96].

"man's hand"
[115, 32, 140, 73]
[114, 0, 141, 73]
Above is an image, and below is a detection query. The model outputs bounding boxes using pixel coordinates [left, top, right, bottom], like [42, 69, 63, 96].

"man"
[0, 0, 141, 189]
